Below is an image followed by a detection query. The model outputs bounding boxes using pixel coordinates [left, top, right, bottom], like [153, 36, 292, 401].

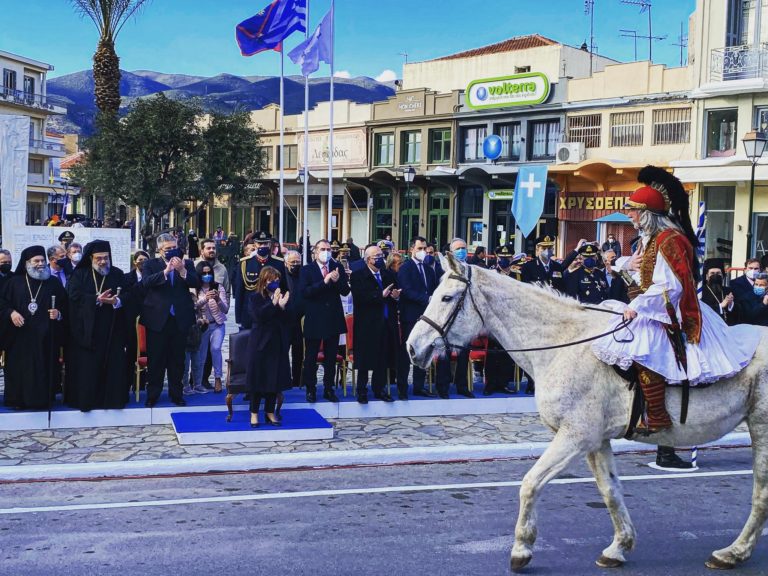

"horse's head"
[406, 252, 485, 369]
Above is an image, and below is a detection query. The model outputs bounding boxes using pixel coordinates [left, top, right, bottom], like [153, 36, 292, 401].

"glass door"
[427, 188, 449, 248]
[400, 186, 420, 250]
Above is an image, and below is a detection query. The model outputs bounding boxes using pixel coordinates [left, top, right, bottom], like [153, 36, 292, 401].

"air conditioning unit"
[555, 142, 585, 165]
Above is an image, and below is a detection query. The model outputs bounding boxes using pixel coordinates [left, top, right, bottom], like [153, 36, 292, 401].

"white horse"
[406, 253, 768, 572]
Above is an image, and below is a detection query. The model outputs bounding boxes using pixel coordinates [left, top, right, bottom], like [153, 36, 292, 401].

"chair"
[225, 329, 250, 422]
[135, 321, 148, 402]
[316, 340, 346, 394]
[467, 337, 489, 392]
[344, 314, 354, 396]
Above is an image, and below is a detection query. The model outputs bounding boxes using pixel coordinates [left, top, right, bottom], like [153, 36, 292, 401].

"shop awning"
[594, 212, 631, 223]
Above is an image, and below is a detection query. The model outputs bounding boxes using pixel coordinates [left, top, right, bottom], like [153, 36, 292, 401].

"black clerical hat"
[16, 245, 46, 274]
[77, 240, 112, 270]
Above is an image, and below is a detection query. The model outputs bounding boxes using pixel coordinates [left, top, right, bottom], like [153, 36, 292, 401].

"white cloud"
[375, 69, 398, 83]
[333, 70, 352, 79]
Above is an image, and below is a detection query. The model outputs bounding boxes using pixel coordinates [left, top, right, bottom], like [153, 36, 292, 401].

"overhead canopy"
[594, 212, 632, 223]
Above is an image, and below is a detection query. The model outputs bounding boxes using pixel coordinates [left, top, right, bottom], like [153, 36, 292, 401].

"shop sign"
[397, 94, 424, 113]
[466, 72, 550, 110]
[558, 195, 629, 211]
[298, 128, 367, 169]
[487, 189, 514, 200]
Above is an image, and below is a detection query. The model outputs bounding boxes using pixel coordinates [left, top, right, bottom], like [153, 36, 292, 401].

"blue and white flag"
[288, 5, 333, 76]
[695, 200, 706, 292]
[236, 0, 307, 57]
[512, 165, 549, 238]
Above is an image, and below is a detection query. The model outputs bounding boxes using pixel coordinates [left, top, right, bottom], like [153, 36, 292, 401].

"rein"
[417, 267, 634, 354]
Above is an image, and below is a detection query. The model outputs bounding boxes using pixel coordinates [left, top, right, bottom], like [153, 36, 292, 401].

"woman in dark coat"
[246, 266, 291, 427]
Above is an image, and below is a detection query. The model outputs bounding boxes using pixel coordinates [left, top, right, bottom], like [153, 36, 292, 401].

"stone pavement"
[0, 414, 553, 467]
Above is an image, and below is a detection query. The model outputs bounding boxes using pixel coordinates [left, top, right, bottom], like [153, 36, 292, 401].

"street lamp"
[402, 166, 416, 246]
[742, 130, 768, 258]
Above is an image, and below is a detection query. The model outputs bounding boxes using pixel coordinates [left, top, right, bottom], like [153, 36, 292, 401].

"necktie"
[169, 269, 175, 316]
[322, 265, 328, 278]
[418, 263, 428, 289]
[59, 270, 66, 287]
[374, 272, 388, 319]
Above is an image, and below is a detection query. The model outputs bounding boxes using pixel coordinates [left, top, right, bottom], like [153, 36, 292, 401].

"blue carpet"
[172, 409, 332, 433]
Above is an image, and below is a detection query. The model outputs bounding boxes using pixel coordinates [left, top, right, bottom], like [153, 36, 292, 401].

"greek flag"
[695, 200, 706, 293]
[236, 0, 307, 56]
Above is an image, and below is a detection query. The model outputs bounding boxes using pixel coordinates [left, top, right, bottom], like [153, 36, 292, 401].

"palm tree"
[70, 0, 151, 115]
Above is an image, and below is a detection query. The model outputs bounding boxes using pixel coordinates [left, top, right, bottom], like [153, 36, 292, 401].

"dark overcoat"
[300, 259, 350, 339]
[245, 292, 292, 394]
[350, 266, 398, 370]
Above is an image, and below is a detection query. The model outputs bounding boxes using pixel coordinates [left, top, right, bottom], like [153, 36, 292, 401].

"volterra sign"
[466, 72, 550, 110]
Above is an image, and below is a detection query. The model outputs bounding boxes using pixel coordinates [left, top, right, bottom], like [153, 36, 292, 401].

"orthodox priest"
[0, 246, 67, 410]
[593, 167, 759, 433]
[65, 240, 129, 411]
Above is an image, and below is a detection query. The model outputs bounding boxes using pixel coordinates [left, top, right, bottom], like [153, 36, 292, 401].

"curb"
[0, 432, 751, 482]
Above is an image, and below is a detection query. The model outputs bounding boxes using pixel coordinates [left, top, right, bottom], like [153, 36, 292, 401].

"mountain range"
[46, 69, 396, 135]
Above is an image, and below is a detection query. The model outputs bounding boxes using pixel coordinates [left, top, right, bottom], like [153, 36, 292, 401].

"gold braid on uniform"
[241, 258, 260, 292]
[639, 235, 659, 293]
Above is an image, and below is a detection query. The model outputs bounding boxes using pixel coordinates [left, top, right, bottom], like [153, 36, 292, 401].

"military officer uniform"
[520, 235, 565, 291]
[564, 243, 609, 305]
[233, 231, 287, 329]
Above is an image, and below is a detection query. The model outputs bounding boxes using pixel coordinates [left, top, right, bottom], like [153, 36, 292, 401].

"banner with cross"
[512, 165, 549, 238]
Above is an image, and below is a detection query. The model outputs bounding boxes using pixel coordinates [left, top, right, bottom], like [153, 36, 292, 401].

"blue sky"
[4, 0, 696, 81]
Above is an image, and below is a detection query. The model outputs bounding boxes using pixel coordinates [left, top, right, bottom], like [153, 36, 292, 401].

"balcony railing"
[710, 43, 768, 82]
[29, 138, 65, 153]
[0, 86, 67, 111]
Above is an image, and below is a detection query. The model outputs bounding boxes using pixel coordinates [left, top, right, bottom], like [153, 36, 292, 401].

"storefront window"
[491, 200, 516, 252]
[706, 109, 738, 157]
[754, 213, 768, 260]
[462, 126, 487, 162]
[702, 186, 735, 261]
[458, 186, 484, 248]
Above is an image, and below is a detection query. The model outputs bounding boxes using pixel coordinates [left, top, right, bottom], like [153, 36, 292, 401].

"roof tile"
[427, 34, 559, 62]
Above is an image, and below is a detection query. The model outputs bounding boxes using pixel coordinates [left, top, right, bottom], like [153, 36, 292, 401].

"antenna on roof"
[398, 52, 409, 65]
[620, 0, 665, 62]
[620, 29, 639, 61]
[584, 0, 596, 75]
[672, 21, 688, 67]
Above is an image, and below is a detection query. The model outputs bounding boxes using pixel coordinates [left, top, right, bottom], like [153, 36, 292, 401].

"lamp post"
[403, 166, 416, 246]
[742, 130, 768, 258]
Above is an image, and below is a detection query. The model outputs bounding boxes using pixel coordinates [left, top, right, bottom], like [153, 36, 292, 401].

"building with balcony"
[673, 0, 768, 264]
[0, 49, 69, 228]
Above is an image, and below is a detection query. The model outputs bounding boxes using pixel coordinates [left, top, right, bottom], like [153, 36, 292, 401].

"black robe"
[0, 274, 67, 409]
[66, 266, 129, 410]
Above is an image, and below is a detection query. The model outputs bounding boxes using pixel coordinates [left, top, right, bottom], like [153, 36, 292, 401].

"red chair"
[344, 314, 355, 396]
[316, 340, 346, 395]
[135, 321, 148, 402]
[468, 337, 489, 392]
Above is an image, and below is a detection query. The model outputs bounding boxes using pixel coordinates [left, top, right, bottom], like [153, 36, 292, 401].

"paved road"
[0, 447, 764, 576]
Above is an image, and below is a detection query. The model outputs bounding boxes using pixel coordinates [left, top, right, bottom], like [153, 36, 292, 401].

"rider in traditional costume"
[593, 167, 760, 433]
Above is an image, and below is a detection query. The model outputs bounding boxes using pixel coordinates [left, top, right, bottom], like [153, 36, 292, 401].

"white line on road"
[0, 468, 753, 516]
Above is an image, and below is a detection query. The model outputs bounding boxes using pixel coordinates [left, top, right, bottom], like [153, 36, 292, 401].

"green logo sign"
[487, 189, 515, 201]
[466, 72, 550, 110]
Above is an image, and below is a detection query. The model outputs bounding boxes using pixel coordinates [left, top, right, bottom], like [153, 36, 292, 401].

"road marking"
[0, 469, 753, 515]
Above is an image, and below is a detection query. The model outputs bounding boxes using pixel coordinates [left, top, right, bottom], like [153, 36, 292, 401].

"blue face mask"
[256, 246, 270, 258]
[423, 254, 435, 266]
[754, 286, 767, 297]
[583, 257, 597, 269]
[201, 274, 213, 283]
[373, 257, 386, 270]
[497, 257, 510, 269]
[164, 248, 182, 260]
[453, 248, 467, 262]
[267, 280, 280, 292]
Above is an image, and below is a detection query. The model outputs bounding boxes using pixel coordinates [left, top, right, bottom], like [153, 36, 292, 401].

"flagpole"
[279, 47, 286, 247]
[327, 0, 335, 241]
[303, 0, 310, 264]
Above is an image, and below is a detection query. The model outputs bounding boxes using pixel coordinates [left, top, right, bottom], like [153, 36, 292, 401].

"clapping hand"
[172, 257, 185, 272]
[97, 288, 117, 306]
[383, 283, 394, 298]
[271, 287, 282, 306]
[391, 287, 401, 299]
[327, 269, 340, 283]
[721, 293, 734, 309]
[278, 290, 290, 309]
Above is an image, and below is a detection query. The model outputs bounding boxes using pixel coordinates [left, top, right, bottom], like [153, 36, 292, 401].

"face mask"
[71, 252, 82, 263]
[256, 246, 270, 258]
[201, 274, 213, 283]
[317, 250, 331, 263]
[287, 264, 300, 275]
[164, 248, 181, 260]
[267, 280, 280, 292]
[331, 251, 340, 259]
[373, 257, 386, 270]
[453, 248, 467, 262]
[413, 250, 426, 262]
[747, 269, 759, 280]
[56, 257, 68, 268]
[583, 257, 597, 269]
[498, 257, 510, 269]
[0, 263, 11, 275]
[754, 286, 767, 297]
[707, 274, 723, 286]
[540, 249, 553, 261]
[423, 254, 435, 266]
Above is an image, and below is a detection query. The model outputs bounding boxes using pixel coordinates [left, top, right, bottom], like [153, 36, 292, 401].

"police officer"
[564, 243, 609, 304]
[492, 243, 527, 281]
[520, 235, 565, 291]
[232, 231, 287, 330]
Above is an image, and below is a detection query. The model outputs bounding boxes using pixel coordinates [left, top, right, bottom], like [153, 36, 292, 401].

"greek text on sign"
[558, 196, 630, 211]
[466, 72, 550, 110]
[298, 129, 367, 170]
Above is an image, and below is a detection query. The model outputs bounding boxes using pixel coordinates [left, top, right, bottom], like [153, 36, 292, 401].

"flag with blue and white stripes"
[695, 200, 706, 293]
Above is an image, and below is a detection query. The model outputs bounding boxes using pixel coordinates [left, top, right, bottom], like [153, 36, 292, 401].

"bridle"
[417, 265, 485, 352]
[416, 265, 634, 354]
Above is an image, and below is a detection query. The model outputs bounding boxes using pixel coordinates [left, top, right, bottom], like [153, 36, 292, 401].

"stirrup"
[634, 420, 672, 437]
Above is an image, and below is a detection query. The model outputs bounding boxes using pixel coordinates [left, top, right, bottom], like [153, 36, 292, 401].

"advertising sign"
[466, 72, 550, 110]
[298, 128, 367, 169]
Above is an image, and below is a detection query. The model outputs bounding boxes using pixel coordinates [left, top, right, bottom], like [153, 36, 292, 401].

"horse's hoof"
[596, 555, 624, 568]
[705, 555, 736, 570]
[510, 555, 532, 572]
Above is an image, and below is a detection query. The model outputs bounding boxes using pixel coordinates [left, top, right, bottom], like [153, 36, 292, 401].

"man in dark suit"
[140, 233, 200, 407]
[300, 239, 350, 403]
[731, 258, 763, 302]
[520, 235, 565, 291]
[232, 231, 286, 329]
[601, 248, 630, 304]
[350, 244, 401, 403]
[398, 236, 445, 399]
[47, 245, 73, 288]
